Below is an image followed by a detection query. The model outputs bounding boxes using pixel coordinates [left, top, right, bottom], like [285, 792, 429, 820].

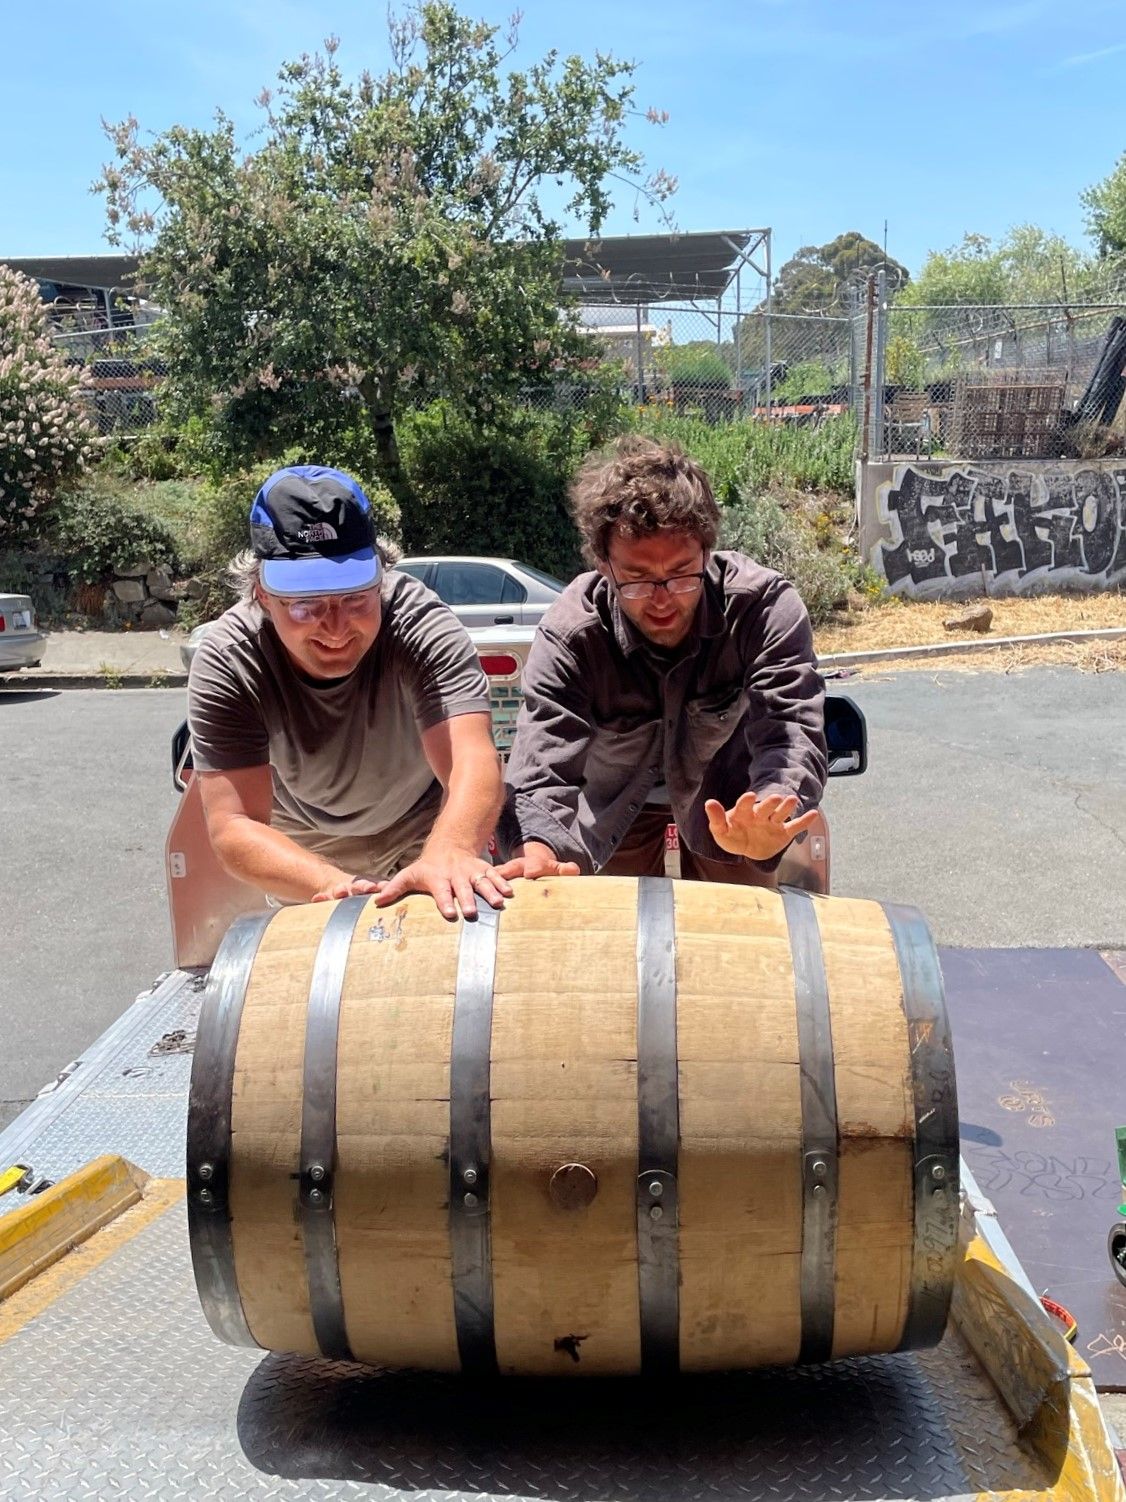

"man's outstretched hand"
[704, 792, 819, 863]
[310, 874, 382, 903]
[494, 840, 582, 882]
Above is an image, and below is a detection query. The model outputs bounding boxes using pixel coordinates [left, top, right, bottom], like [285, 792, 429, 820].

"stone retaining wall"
[107, 557, 201, 628]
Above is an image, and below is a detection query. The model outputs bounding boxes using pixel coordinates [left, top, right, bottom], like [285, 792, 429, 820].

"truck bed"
[1, 967, 1122, 1501]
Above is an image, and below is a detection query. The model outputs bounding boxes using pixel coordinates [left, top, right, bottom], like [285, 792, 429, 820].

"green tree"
[998, 223, 1095, 303]
[771, 232, 909, 316]
[1082, 151, 1126, 258]
[899, 227, 1095, 307]
[897, 233, 1007, 307]
[737, 232, 906, 377]
[96, 4, 671, 543]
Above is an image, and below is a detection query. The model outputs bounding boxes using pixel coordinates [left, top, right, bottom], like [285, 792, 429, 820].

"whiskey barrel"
[187, 877, 958, 1376]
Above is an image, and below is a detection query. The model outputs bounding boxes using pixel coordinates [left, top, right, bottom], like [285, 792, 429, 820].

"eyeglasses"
[265, 587, 380, 625]
[609, 567, 706, 602]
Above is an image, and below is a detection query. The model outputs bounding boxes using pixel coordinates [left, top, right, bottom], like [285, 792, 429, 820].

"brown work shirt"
[501, 551, 827, 873]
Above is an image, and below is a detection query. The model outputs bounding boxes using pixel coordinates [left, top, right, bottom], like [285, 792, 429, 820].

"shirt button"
[648, 765, 659, 774]
[628, 802, 638, 813]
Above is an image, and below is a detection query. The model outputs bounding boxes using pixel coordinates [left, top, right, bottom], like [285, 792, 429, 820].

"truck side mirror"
[172, 720, 193, 793]
[825, 694, 867, 777]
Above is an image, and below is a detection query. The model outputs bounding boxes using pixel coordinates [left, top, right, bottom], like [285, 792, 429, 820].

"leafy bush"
[771, 359, 841, 402]
[397, 402, 596, 579]
[0, 265, 96, 540]
[633, 408, 858, 498]
[658, 343, 733, 387]
[721, 488, 862, 624]
[50, 476, 181, 585]
[884, 335, 927, 390]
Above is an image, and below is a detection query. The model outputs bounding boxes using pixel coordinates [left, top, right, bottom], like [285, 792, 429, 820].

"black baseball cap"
[250, 466, 381, 596]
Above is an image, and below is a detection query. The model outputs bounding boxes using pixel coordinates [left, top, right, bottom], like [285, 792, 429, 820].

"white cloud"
[1057, 40, 1126, 68]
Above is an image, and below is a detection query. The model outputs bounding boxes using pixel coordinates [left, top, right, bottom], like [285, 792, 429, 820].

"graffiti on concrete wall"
[872, 462, 1126, 596]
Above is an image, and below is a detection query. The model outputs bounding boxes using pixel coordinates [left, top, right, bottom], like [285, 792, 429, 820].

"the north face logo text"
[298, 523, 338, 542]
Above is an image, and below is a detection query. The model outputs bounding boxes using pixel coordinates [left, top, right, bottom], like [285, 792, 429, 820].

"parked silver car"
[0, 593, 46, 674]
[395, 555, 565, 629]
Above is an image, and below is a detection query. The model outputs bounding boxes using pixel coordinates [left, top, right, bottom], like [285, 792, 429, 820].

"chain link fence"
[53, 323, 166, 438]
[866, 290, 1126, 461]
[566, 302, 859, 424]
[59, 291, 1126, 464]
[69, 302, 862, 436]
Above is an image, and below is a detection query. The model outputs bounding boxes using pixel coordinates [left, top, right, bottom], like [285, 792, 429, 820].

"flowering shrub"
[0, 265, 96, 540]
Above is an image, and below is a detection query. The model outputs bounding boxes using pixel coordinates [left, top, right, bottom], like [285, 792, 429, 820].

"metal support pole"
[873, 270, 888, 458]
[765, 230, 773, 421]
[859, 275, 876, 464]
[734, 259, 743, 393]
[635, 302, 645, 405]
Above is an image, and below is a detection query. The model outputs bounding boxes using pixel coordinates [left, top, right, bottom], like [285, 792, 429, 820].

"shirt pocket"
[683, 687, 748, 757]
[586, 716, 657, 787]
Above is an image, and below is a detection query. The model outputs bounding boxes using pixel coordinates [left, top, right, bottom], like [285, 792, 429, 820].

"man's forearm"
[423, 747, 503, 858]
[210, 815, 352, 902]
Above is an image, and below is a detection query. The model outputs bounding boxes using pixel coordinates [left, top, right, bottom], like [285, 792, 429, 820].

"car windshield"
[515, 563, 566, 592]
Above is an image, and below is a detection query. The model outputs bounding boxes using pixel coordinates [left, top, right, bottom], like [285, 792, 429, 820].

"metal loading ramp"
[0, 968, 1123, 1501]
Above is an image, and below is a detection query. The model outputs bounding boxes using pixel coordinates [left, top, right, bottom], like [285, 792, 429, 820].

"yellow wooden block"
[0, 1155, 149, 1302]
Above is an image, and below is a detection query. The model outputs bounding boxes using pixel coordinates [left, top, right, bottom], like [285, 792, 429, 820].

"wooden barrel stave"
[814, 897, 915, 1358]
[189, 876, 958, 1376]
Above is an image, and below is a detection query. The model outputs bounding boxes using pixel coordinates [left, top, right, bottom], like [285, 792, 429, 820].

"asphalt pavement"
[1, 664, 1124, 1132]
[821, 663, 1126, 950]
[0, 687, 185, 1130]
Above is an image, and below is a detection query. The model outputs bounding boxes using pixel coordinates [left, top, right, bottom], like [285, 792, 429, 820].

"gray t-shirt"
[187, 570, 490, 839]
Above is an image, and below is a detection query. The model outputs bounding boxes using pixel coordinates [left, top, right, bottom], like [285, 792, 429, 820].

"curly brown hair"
[570, 435, 720, 565]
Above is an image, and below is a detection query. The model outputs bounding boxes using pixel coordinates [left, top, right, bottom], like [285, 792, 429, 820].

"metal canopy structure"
[4, 229, 778, 409]
[562, 229, 768, 305]
[4, 233, 772, 310]
[2, 254, 140, 292]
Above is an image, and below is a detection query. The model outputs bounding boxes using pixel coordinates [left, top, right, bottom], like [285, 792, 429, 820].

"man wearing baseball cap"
[187, 465, 511, 920]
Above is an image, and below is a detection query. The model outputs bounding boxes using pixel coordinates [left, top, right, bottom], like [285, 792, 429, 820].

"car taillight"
[0, 617, 5, 632]
[478, 653, 519, 677]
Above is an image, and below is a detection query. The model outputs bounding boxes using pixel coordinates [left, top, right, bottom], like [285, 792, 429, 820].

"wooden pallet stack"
[952, 374, 1065, 459]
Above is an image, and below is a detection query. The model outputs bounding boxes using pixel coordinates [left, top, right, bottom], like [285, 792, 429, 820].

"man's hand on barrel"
[373, 840, 514, 921]
[494, 841, 582, 882]
[310, 872, 383, 902]
[704, 792, 820, 862]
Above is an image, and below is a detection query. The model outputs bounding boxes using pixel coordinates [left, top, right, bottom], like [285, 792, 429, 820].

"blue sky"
[2, 0, 1123, 281]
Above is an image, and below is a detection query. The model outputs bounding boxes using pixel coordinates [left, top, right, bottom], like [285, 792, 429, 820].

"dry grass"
[848, 637, 1126, 676]
[815, 590, 1126, 669]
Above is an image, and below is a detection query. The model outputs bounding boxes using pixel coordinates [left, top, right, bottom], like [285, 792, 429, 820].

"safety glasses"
[265, 586, 381, 625]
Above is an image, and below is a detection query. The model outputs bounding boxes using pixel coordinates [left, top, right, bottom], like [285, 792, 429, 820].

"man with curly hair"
[501, 436, 826, 885]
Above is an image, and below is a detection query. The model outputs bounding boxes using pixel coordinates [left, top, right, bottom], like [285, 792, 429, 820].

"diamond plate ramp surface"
[942, 947, 1126, 1390]
[0, 1202, 1058, 1502]
[0, 973, 202, 1215]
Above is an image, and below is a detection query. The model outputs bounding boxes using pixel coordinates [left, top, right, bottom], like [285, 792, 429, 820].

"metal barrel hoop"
[186, 909, 275, 1349]
[885, 902, 960, 1351]
[635, 876, 681, 1376]
[448, 898, 501, 1375]
[299, 896, 371, 1362]
[781, 885, 840, 1366]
